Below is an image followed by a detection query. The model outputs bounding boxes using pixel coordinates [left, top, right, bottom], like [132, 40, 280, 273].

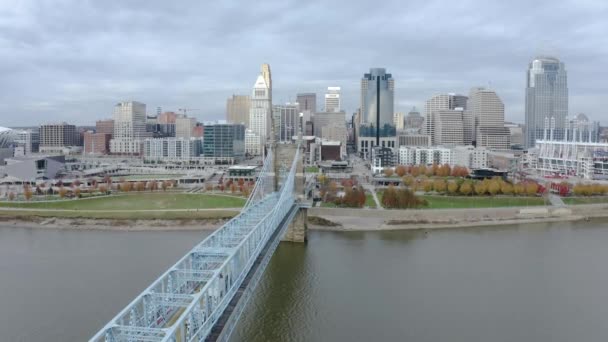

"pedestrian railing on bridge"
[91, 145, 300, 342]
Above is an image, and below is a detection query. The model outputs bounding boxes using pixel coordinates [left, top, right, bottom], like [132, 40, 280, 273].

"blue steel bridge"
[91, 145, 309, 342]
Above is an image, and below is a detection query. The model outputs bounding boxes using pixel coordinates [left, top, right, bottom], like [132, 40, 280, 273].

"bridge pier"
[282, 207, 308, 243]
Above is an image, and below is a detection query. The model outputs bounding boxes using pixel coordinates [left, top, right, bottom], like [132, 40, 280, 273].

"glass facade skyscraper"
[525, 56, 568, 147]
[360, 68, 395, 144]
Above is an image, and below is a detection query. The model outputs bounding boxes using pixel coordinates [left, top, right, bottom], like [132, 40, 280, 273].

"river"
[1, 221, 608, 341]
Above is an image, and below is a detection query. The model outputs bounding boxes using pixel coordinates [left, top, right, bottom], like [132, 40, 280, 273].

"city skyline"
[1, 1, 608, 126]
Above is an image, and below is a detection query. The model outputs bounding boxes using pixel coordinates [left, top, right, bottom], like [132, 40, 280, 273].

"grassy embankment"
[0, 193, 244, 220]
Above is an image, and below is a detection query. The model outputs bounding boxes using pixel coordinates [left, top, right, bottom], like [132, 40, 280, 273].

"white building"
[245, 129, 261, 156]
[143, 137, 201, 162]
[452, 145, 488, 169]
[393, 112, 405, 130]
[14, 129, 40, 155]
[110, 101, 147, 154]
[398, 146, 453, 166]
[248, 74, 271, 154]
[324, 86, 341, 112]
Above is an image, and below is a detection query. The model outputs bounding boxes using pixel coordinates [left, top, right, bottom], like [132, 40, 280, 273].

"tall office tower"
[157, 107, 162, 116]
[393, 112, 405, 130]
[175, 116, 197, 139]
[248, 73, 271, 154]
[297, 92, 316, 129]
[272, 103, 299, 143]
[226, 95, 251, 126]
[296, 93, 317, 113]
[433, 109, 465, 145]
[525, 56, 568, 147]
[425, 93, 467, 145]
[359, 68, 395, 146]
[110, 101, 147, 154]
[468, 87, 510, 150]
[261, 63, 272, 103]
[324, 87, 341, 112]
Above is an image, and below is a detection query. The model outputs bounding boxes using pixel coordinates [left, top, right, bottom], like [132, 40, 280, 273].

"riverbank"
[308, 203, 608, 231]
[0, 217, 225, 231]
[2, 203, 608, 232]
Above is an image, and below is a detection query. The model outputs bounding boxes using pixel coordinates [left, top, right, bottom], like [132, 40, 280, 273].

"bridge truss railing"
[91, 145, 300, 342]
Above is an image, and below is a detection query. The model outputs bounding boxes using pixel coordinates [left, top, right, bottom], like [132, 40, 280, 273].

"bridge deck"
[206, 203, 298, 341]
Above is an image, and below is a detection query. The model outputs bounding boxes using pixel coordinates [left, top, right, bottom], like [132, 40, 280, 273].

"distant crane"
[178, 108, 200, 117]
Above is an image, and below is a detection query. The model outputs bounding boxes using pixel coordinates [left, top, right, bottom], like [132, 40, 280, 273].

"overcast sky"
[1, 0, 607, 127]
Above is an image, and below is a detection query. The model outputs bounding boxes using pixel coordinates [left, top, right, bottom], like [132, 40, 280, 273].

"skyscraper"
[226, 95, 251, 126]
[324, 87, 341, 112]
[357, 68, 396, 159]
[248, 73, 271, 154]
[425, 94, 467, 145]
[467, 87, 510, 150]
[525, 56, 568, 148]
[272, 103, 299, 143]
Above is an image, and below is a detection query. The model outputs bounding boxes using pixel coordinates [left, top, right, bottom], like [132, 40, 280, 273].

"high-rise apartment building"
[358, 68, 396, 158]
[525, 56, 568, 147]
[175, 116, 197, 139]
[324, 87, 341, 112]
[110, 101, 147, 154]
[14, 129, 40, 155]
[468, 87, 510, 150]
[425, 94, 468, 145]
[40, 123, 77, 149]
[226, 95, 251, 126]
[272, 104, 299, 143]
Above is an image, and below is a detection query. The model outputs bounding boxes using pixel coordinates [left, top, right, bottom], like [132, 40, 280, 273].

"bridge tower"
[276, 143, 308, 243]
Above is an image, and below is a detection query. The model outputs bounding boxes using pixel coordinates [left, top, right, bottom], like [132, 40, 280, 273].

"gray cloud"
[1, 0, 607, 126]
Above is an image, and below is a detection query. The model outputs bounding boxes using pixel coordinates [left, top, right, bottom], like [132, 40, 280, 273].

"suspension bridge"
[91, 144, 309, 342]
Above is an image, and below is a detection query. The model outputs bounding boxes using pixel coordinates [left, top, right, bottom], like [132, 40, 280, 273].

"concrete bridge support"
[282, 207, 308, 243]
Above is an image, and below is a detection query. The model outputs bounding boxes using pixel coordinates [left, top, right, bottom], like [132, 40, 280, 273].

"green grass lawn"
[0, 193, 245, 210]
[419, 195, 547, 209]
[305, 166, 319, 173]
[0, 209, 239, 220]
[320, 202, 337, 208]
[562, 197, 608, 205]
[365, 194, 377, 208]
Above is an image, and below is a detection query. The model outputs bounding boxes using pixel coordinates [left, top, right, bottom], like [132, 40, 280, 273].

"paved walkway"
[548, 194, 566, 207]
[363, 184, 382, 209]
